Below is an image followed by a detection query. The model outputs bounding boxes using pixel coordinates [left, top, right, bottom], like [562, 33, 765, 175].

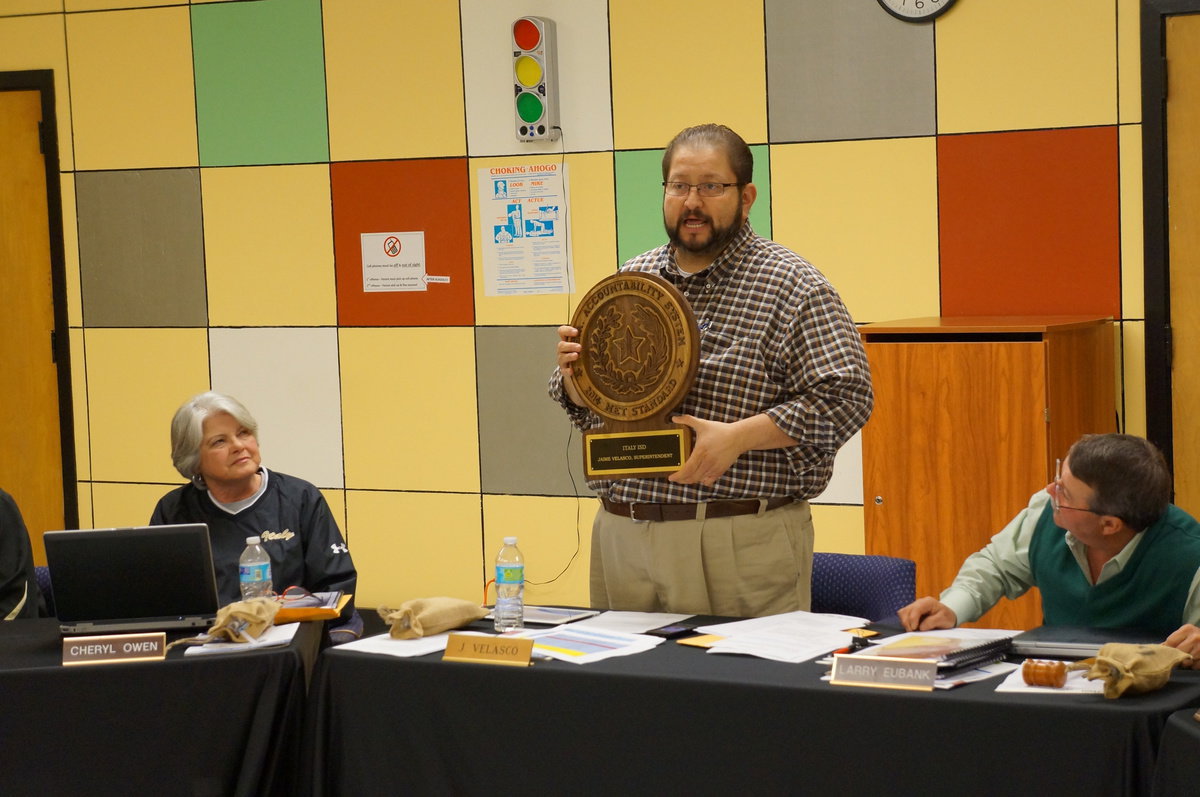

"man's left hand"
[667, 415, 742, 486]
[1163, 623, 1200, 669]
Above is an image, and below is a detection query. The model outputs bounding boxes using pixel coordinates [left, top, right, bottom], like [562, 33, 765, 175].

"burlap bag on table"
[378, 597, 488, 639]
[165, 596, 282, 651]
[1069, 642, 1194, 698]
[206, 596, 281, 642]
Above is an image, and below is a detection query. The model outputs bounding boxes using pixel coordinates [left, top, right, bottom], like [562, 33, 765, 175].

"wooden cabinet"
[860, 316, 1116, 630]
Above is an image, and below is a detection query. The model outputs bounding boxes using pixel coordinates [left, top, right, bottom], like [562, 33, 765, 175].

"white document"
[570, 611, 694, 635]
[993, 664, 1105, 695]
[709, 626, 854, 664]
[484, 606, 599, 625]
[697, 610, 869, 638]
[183, 621, 300, 656]
[692, 611, 868, 664]
[335, 632, 451, 658]
[518, 625, 664, 664]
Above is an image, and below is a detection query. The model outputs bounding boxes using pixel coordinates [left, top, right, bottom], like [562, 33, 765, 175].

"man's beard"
[665, 208, 743, 260]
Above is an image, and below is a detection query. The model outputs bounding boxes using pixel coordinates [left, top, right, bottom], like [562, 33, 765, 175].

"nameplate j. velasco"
[62, 632, 167, 666]
[829, 653, 937, 691]
[442, 633, 534, 667]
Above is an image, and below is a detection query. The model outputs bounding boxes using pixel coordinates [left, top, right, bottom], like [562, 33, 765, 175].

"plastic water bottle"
[238, 536, 273, 600]
[494, 536, 525, 632]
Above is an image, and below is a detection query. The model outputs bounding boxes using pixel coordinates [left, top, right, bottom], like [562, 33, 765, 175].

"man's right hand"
[555, 325, 585, 406]
[555, 325, 581, 375]
[897, 597, 958, 632]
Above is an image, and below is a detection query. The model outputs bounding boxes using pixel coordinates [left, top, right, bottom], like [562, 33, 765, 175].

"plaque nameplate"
[442, 633, 533, 667]
[569, 272, 700, 479]
[584, 428, 690, 476]
[829, 654, 936, 691]
[62, 632, 167, 666]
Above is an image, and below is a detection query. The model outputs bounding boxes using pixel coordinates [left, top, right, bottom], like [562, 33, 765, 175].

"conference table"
[0, 618, 321, 797]
[303, 617, 1200, 797]
[1152, 707, 1200, 796]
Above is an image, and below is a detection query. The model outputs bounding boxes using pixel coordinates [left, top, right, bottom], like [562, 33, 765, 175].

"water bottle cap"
[503, 536, 517, 545]
[246, 536, 260, 544]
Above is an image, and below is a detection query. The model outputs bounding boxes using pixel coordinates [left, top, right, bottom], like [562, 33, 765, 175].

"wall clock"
[877, 0, 957, 22]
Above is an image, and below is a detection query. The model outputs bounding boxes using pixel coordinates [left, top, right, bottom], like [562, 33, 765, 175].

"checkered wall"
[0, 0, 1146, 608]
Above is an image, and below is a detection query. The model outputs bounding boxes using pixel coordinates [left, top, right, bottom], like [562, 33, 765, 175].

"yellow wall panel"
[347, 490, 483, 607]
[320, 487, 347, 544]
[472, 152, 617, 326]
[770, 138, 940, 324]
[61, 175, 81, 327]
[1, 1, 63, 15]
[66, 7, 197, 170]
[66, 0, 173, 9]
[69, 329, 89, 481]
[76, 482, 93, 529]
[0, 14, 73, 170]
[202, 165, 336, 326]
[90, 481, 176, 529]
[1121, 321, 1147, 437]
[1120, 125, 1145, 320]
[323, 0, 465, 160]
[340, 328, 480, 492]
[482, 495, 594, 608]
[85, 328, 209, 483]
[609, 0, 766, 150]
[1118, 0, 1141, 124]
[937, 0, 1117, 133]
[812, 504, 865, 555]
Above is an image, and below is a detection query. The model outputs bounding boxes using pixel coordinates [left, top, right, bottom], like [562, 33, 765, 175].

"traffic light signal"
[512, 16, 560, 142]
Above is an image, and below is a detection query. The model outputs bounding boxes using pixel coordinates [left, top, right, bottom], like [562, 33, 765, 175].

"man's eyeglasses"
[662, 181, 740, 198]
[1051, 458, 1105, 515]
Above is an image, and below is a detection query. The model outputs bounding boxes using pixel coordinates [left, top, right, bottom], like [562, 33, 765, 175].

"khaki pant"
[590, 500, 813, 617]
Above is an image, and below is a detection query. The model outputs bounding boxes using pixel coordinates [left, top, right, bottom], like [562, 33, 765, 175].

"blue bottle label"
[496, 564, 524, 584]
[240, 564, 270, 581]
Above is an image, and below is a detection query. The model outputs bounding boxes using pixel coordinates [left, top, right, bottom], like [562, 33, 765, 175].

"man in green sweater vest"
[898, 434, 1200, 668]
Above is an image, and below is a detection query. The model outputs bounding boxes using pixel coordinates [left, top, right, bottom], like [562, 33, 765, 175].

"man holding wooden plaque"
[549, 123, 873, 617]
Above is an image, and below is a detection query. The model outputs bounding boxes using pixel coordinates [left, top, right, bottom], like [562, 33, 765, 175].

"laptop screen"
[44, 523, 220, 633]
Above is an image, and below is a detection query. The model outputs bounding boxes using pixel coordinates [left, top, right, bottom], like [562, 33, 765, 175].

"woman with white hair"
[150, 391, 361, 643]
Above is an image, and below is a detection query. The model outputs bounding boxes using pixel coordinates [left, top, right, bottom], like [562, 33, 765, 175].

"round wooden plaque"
[570, 272, 699, 425]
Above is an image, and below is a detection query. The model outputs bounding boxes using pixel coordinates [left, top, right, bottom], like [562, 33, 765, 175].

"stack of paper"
[518, 625, 664, 664]
[699, 611, 870, 664]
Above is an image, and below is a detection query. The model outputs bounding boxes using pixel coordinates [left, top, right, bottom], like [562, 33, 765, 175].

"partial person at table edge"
[0, 488, 44, 620]
[898, 433, 1200, 668]
[549, 123, 873, 618]
[150, 391, 362, 643]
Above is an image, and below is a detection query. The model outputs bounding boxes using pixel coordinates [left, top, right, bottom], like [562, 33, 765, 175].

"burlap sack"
[1069, 642, 1194, 698]
[378, 597, 488, 639]
[206, 597, 281, 643]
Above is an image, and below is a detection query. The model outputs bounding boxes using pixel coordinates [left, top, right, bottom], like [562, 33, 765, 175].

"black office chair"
[34, 565, 55, 617]
[810, 552, 915, 621]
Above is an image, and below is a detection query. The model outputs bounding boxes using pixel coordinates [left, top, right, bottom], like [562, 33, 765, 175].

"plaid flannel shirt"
[550, 222, 873, 504]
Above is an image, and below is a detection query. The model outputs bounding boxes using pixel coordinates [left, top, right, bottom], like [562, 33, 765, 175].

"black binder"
[860, 632, 1015, 671]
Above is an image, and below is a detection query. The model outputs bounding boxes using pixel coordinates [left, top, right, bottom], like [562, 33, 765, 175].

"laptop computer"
[43, 523, 220, 634]
[1012, 625, 1161, 658]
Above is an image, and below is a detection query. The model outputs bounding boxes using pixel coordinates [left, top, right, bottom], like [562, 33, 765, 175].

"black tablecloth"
[0, 618, 320, 797]
[303, 619, 1200, 797]
[1152, 707, 1200, 796]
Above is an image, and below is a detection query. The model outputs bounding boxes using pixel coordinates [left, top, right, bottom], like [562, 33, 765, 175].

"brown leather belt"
[600, 496, 794, 522]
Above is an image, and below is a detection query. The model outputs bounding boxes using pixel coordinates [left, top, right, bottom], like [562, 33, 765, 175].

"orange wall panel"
[332, 158, 475, 326]
[938, 127, 1120, 318]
